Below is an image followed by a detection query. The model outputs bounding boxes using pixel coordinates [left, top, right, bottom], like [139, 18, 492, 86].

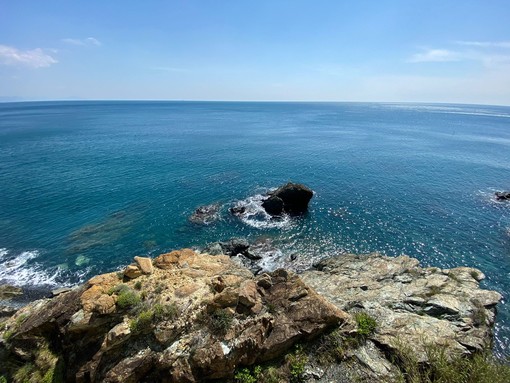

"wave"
[0, 248, 62, 287]
[230, 193, 292, 229]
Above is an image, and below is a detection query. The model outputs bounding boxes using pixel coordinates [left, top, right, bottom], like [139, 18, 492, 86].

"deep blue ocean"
[0, 101, 509, 355]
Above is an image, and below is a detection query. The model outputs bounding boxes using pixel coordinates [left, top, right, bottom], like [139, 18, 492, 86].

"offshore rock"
[263, 182, 314, 216]
[0, 250, 347, 382]
[189, 203, 221, 225]
[495, 191, 510, 200]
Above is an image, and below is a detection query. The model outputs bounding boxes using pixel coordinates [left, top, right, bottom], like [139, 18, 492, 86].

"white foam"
[232, 194, 292, 229]
[0, 248, 61, 287]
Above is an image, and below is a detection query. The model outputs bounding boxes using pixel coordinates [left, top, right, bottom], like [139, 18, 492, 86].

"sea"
[0, 101, 509, 356]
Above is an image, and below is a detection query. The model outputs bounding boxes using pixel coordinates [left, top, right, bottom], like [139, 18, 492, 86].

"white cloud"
[408, 49, 461, 63]
[0, 44, 58, 68]
[62, 37, 101, 46]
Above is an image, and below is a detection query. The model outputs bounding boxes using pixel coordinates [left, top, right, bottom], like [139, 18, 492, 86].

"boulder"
[495, 191, 510, 201]
[189, 203, 221, 225]
[134, 256, 153, 274]
[261, 195, 284, 216]
[123, 264, 142, 279]
[263, 182, 314, 216]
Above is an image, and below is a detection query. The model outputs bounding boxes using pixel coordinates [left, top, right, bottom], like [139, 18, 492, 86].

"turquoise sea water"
[0, 101, 509, 354]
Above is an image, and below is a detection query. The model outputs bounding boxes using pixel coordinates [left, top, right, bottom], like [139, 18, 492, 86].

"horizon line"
[1, 99, 509, 108]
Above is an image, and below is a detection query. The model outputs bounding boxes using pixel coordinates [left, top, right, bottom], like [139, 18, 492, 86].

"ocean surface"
[0, 101, 509, 355]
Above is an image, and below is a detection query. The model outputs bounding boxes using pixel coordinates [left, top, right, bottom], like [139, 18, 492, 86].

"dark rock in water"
[261, 195, 284, 216]
[263, 182, 314, 216]
[495, 191, 510, 201]
[220, 238, 250, 257]
[290, 253, 298, 261]
[229, 205, 246, 216]
[189, 203, 221, 225]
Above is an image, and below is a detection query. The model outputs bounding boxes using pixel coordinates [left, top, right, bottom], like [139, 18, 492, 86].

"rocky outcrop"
[495, 191, 510, 201]
[189, 203, 221, 225]
[0, 250, 347, 382]
[0, 250, 503, 383]
[262, 182, 314, 216]
[301, 253, 502, 381]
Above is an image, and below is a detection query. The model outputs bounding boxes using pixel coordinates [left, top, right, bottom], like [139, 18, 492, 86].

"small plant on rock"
[209, 308, 233, 335]
[130, 310, 154, 333]
[234, 366, 262, 383]
[153, 303, 178, 321]
[355, 312, 377, 337]
[116, 289, 141, 309]
[286, 345, 308, 383]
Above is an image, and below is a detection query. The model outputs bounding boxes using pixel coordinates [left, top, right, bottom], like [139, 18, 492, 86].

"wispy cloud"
[408, 49, 461, 63]
[0, 44, 58, 68]
[408, 41, 510, 68]
[62, 37, 101, 46]
[455, 41, 510, 49]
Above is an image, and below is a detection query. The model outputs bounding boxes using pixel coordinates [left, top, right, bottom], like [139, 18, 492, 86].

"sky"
[1, 0, 510, 105]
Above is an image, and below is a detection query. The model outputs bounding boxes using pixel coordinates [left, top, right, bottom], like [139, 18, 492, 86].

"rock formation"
[0, 250, 347, 382]
[188, 203, 221, 225]
[301, 253, 502, 381]
[262, 183, 314, 216]
[495, 191, 510, 201]
[0, 250, 503, 383]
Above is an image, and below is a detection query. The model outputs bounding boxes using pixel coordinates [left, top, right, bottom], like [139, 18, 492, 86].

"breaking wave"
[230, 193, 292, 229]
[0, 248, 62, 287]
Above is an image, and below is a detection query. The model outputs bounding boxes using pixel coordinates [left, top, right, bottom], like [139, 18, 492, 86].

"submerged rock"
[495, 191, 510, 201]
[262, 182, 314, 216]
[189, 203, 221, 225]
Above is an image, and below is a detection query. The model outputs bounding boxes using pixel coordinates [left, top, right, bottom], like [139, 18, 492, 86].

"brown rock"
[123, 264, 142, 279]
[88, 272, 119, 286]
[94, 294, 116, 314]
[81, 285, 105, 312]
[153, 248, 197, 269]
[134, 256, 153, 274]
[238, 280, 260, 308]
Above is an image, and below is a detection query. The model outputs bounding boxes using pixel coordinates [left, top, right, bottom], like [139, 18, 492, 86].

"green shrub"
[13, 363, 35, 383]
[392, 340, 510, 383]
[116, 289, 141, 309]
[130, 310, 154, 333]
[134, 281, 142, 290]
[108, 283, 130, 296]
[234, 366, 262, 383]
[153, 303, 178, 321]
[0, 375, 7, 383]
[286, 345, 307, 383]
[355, 312, 377, 337]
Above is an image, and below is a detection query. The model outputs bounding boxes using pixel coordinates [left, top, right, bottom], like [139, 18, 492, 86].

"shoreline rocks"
[0, 250, 503, 383]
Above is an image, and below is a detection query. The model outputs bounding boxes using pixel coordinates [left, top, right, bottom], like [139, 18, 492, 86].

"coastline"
[0, 248, 505, 382]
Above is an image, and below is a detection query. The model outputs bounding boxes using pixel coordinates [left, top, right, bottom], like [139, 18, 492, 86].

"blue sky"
[1, 1, 509, 104]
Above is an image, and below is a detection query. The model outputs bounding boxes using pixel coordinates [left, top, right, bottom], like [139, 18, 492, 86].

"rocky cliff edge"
[0, 249, 502, 382]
